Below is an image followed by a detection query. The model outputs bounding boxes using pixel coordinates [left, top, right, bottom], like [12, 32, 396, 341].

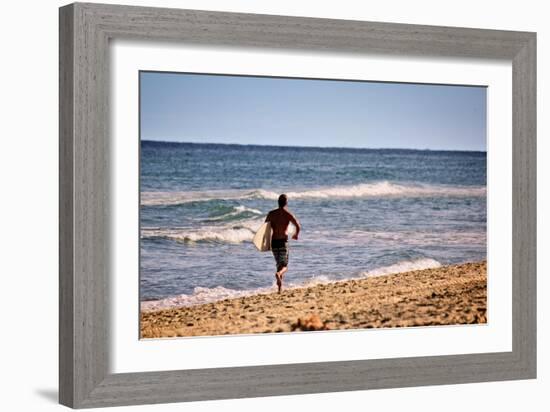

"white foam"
[141, 280, 329, 312]
[141, 285, 274, 312]
[362, 258, 442, 277]
[141, 258, 445, 311]
[285, 182, 486, 200]
[141, 181, 486, 206]
[141, 219, 264, 244]
[205, 205, 262, 221]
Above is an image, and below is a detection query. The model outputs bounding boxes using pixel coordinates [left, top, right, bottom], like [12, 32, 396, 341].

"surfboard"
[253, 222, 272, 251]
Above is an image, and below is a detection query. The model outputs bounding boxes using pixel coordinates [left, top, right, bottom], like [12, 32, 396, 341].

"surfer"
[265, 194, 301, 293]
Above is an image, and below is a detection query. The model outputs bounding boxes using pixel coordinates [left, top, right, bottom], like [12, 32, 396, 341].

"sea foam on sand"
[141, 258, 444, 312]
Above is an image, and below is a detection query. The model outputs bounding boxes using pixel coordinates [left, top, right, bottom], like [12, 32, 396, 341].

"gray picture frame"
[59, 2, 537, 409]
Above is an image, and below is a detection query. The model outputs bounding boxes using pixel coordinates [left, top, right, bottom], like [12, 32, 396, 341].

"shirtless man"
[265, 194, 301, 293]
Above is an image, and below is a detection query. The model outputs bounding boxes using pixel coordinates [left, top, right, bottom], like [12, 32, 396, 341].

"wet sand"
[140, 261, 487, 338]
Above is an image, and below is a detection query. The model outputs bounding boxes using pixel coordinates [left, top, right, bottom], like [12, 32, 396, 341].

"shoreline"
[140, 261, 487, 338]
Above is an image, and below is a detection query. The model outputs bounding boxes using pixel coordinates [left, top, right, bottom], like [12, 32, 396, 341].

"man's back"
[266, 207, 298, 240]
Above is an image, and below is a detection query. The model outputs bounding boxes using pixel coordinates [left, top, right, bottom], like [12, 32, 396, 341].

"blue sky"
[140, 72, 486, 151]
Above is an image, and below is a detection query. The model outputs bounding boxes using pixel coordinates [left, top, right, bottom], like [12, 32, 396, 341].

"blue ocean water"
[140, 141, 486, 310]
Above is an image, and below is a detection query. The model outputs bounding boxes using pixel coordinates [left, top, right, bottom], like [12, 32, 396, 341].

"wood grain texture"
[58, 2, 537, 408]
[60, 3, 110, 406]
[512, 35, 537, 375]
[59, 4, 74, 406]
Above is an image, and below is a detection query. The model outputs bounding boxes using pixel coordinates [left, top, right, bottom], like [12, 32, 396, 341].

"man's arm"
[265, 211, 271, 223]
[289, 213, 301, 240]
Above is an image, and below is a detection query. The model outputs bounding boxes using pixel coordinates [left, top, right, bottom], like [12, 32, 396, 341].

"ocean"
[140, 141, 486, 310]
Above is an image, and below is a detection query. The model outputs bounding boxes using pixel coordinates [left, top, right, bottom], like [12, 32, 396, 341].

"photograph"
[138, 72, 488, 339]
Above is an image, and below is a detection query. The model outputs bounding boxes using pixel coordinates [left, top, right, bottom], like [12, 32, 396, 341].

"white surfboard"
[253, 222, 272, 251]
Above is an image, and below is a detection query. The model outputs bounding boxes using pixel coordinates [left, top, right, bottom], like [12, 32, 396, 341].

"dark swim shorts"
[271, 238, 289, 270]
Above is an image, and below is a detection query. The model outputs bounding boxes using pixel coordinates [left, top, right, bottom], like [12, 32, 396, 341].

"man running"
[265, 194, 301, 293]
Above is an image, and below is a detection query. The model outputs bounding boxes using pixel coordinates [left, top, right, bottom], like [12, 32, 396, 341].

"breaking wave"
[141, 181, 486, 207]
[141, 219, 263, 244]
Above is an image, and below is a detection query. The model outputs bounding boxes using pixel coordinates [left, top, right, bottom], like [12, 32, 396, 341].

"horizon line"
[140, 139, 487, 153]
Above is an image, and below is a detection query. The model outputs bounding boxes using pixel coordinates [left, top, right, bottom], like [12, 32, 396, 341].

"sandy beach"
[140, 261, 486, 338]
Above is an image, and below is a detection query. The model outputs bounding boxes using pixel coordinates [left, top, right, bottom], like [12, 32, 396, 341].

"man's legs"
[272, 240, 289, 294]
[275, 265, 288, 293]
